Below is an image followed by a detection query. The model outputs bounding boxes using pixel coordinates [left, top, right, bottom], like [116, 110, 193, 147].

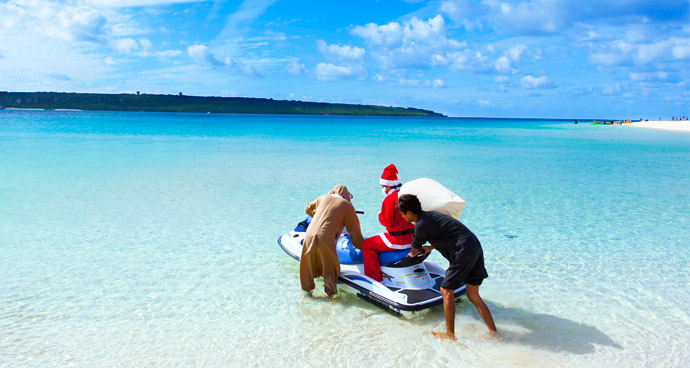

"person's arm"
[378, 194, 400, 228]
[407, 219, 430, 257]
[378, 196, 390, 227]
[345, 205, 364, 249]
[304, 196, 321, 218]
[409, 245, 433, 257]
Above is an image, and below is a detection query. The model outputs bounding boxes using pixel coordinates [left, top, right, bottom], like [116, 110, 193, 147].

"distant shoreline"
[0, 91, 445, 117]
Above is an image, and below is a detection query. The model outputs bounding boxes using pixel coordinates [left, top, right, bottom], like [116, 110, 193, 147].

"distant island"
[0, 92, 445, 117]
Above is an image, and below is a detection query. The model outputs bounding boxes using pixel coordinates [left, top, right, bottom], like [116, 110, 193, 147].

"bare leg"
[432, 287, 457, 340]
[465, 284, 497, 336]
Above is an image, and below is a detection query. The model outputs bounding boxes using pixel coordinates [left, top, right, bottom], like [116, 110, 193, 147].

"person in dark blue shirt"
[397, 194, 498, 339]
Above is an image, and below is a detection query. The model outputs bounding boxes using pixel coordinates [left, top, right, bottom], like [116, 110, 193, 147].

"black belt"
[388, 229, 414, 236]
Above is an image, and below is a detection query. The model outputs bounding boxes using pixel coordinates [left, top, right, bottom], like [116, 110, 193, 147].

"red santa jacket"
[377, 189, 415, 248]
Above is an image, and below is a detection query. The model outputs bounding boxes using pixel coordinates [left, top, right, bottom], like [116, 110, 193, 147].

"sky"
[0, 0, 688, 118]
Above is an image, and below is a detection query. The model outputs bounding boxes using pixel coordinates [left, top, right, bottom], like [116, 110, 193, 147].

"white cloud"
[187, 44, 261, 76]
[374, 75, 446, 88]
[440, 0, 484, 30]
[139, 39, 153, 52]
[113, 38, 139, 53]
[630, 71, 669, 82]
[476, 99, 494, 107]
[351, 15, 454, 70]
[287, 60, 306, 75]
[314, 63, 364, 81]
[216, 0, 278, 43]
[521, 75, 554, 89]
[636, 37, 690, 64]
[351, 21, 404, 47]
[441, 0, 689, 40]
[590, 40, 635, 66]
[0, 2, 109, 44]
[348, 14, 533, 75]
[672, 44, 690, 59]
[353, 15, 446, 47]
[156, 49, 182, 58]
[88, 0, 206, 7]
[507, 44, 527, 61]
[316, 40, 365, 60]
[245, 31, 287, 42]
[601, 83, 622, 95]
[495, 55, 513, 73]
[589, 34, 690, 69]
[0, 0, 124, 91]
[438, 50, 495, 73]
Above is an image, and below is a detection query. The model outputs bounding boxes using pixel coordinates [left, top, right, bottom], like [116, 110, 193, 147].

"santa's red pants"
[362, 235, 408, 282]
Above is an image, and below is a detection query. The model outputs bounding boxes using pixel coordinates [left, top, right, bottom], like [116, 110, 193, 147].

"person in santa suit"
[361, 164, 415, 282]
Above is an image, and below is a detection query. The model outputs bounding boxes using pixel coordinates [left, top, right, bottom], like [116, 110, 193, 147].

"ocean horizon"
[1, 110, 689, 367]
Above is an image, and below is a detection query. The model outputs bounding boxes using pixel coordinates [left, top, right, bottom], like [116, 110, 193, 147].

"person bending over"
[396, 194, 498, 339]
[300, 184, 363, 297]
[360, 164, 415, 281]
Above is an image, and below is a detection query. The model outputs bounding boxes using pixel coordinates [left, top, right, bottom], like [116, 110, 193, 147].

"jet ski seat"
[293, 217, 413, 266]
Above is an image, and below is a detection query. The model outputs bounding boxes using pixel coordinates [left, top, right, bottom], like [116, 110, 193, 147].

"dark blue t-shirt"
[411, 211, 480, 261]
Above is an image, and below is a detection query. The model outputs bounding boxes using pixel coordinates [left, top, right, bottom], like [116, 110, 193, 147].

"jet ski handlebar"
[384, 251, 429, 268]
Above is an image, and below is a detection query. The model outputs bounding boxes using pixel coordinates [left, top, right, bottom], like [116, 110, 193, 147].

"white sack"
[399, 178, 465, 219]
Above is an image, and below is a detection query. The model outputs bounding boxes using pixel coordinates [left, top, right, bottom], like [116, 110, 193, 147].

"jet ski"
[278, 217, 466, 316]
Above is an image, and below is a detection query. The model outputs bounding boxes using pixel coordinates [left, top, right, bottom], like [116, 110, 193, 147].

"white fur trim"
[383, 187, 399, 197]
[379, 178, 399, 186]
[378, 233, 412, 249]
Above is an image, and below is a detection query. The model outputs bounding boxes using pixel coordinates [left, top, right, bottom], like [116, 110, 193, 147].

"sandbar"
[626, 120, 690, 132]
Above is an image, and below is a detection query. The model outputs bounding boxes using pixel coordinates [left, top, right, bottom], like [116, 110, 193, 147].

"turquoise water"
[1, 110, 689, 367]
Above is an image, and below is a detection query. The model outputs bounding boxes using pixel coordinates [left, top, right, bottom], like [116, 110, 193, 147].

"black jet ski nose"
[384, 252, 429, 268]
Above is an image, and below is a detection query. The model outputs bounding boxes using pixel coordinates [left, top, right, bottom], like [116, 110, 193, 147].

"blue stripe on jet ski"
[346, 276, 372, 284]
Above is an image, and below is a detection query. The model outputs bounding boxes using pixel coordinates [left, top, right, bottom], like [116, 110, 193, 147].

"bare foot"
[431, 330, 456, 340]
[304, 291, 313, 298]
[489, 330, 502, 339]
[479, 330, 503, 340]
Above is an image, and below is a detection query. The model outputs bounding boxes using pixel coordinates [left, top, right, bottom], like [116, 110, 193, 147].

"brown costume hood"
[328, 184, 352, 202]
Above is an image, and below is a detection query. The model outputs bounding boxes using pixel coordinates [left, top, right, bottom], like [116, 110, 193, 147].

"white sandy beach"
[627, 120, 690, 132]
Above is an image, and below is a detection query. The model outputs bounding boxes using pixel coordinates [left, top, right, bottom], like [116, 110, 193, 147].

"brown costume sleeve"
[305, 196, 321, 218]
[344, 205, 364, 249]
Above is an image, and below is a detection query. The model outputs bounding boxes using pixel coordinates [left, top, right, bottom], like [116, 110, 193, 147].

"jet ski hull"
[278, 227, 465, 316]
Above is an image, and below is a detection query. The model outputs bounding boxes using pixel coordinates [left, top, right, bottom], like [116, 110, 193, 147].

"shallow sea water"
[1, 111, 689, 367]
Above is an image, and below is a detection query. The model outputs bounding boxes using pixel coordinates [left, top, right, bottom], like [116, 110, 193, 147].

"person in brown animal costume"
[300, 184, 364, 297]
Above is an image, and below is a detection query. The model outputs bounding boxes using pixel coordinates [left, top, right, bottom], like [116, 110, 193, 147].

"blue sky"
[0, 0, 688, 118]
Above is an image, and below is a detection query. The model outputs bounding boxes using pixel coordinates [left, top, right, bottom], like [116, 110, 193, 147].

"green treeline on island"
[0, 92, 445, 117]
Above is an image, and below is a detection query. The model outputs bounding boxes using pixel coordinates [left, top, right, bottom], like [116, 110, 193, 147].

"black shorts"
[441, 237, 488, 290]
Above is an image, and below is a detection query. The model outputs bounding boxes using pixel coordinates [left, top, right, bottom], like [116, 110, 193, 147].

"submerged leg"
[322, 244, 341, 296]
[432, 287, 457, 340]
[465, 284, 497, 336]
[299, 248, 319, 293]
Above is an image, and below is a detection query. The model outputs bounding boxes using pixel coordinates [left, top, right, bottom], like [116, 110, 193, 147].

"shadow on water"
[295, 284, 622, 355]
[459, 301, 623, 354]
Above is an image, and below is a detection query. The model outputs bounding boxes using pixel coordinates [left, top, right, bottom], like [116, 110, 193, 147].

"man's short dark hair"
[396, 194, 422, 214]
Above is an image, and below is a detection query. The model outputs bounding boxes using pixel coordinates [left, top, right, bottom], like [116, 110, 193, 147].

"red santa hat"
[379, 164, 400, 186]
